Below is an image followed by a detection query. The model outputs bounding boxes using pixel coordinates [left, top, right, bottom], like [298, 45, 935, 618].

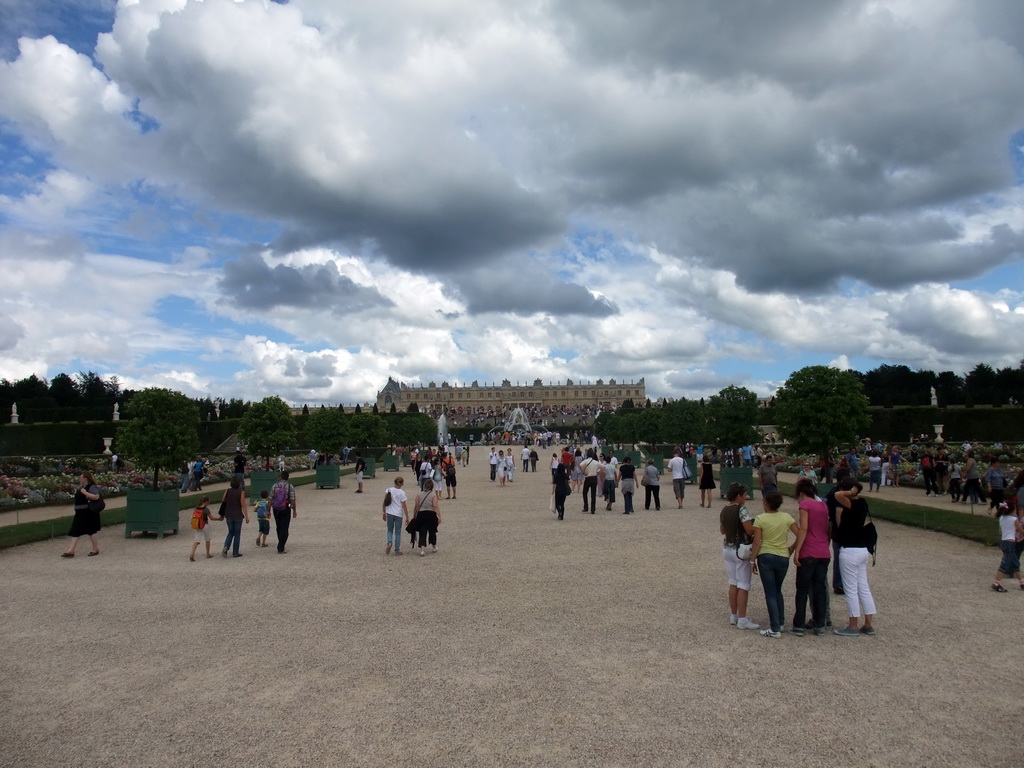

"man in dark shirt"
[354, 452, 366, 493]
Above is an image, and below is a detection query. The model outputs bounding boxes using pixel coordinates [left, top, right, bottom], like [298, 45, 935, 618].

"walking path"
[0, 456, 1017, 767]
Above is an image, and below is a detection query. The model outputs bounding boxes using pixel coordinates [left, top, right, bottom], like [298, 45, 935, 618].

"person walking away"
[698, 453, 716, 507]
[601, 456, 617, 511]
[271, 471, 297, 554]
[62, 472, 103, 558]
[832, 483, 877, 636]
[220, 477, 249, 558]
[949, 459, 962, 502]
[254, 490, 271, 548]
[750, 491, 797, 638]
[489, 448, 499, 481]
[443, 455, 458, 500]
[580, 449, 600, 513]
[353, 453, 366, 493]
[643, 459, 662, 510]
[383, 477, 409, 556]
[720, 483, 759, 630]
[412, 479, 441, 556]
[190, 495, 222, 561]
[530, 448, 539, 472]
[552, 462, 570, 520]
[667, 449, 689, 509]
[790, 479, 831, 636]
[522, 446, 531, 473]
[619, 457, 637, 514]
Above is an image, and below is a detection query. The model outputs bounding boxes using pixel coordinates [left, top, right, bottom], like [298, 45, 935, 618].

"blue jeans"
[756, 553, 790, 632]
[623, 491, 634, 514]
[386, 514, 403, 552]
[223, 518, 243, 555]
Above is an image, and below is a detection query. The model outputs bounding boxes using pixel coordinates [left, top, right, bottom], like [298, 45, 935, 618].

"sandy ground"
[0, 456, 1020, 767]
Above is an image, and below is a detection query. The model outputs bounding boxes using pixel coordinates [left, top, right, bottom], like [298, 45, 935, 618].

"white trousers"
[838, 547, 876, 618]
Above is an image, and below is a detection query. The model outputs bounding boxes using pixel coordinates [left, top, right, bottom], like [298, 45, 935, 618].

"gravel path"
[0, 458, 1017, 767]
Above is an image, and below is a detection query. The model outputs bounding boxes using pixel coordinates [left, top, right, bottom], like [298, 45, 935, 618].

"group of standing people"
[720, 477, 877, 639]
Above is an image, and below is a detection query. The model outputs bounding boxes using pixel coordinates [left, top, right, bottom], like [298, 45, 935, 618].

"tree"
[408, 402, 420, 413]
[304, 407, 347, 453]
[384, 412, 435, 445]
[659, 398, 707, 444]
[390, 402, 397, 414]
[115, 388, 200, 491]
[705, 385, 761, 449]
[238, 396, 297, 469]
[49, 373, 81, 407]
[354, 403, 362, 414]
[773, 366, 870, 460]
[346, 412, 388, 449]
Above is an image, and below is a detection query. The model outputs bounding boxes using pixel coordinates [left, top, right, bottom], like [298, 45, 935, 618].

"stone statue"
[215, 403, 221, 419]
[10, 403, 17, 424]
[930, 387, 937, 407]
[112, 403, 120, 421]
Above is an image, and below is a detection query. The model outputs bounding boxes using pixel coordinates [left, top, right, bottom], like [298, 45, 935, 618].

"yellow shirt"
[753, 511, 796, 558]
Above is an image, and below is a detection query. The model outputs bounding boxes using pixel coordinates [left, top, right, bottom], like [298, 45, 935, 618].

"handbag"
[736, 542, 752, 561]
[88, 497, 105, 513]
[641, 474, 649, 487]
[549, 494, 557, 513]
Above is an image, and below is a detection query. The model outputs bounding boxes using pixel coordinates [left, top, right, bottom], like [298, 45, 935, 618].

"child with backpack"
[255, 490, 271, 548]
[189, 496, 223, 561]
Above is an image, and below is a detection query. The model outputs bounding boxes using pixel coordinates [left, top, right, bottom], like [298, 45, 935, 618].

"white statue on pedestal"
[930, 387, 937, 406]
[113, 403, 120, 421]
[10, 403, 17, 424]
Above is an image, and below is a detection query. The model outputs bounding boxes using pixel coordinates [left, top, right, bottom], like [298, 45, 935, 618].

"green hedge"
[865, 406, 1024, 443]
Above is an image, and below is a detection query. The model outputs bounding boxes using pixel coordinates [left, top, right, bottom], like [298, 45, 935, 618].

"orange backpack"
[191, 508, 206, 530]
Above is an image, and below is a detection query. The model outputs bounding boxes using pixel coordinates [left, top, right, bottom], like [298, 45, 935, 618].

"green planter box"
[650, 455, 665, 473]
[315, 464, 341, 489]
[124, 489, 180, 538]
[249, 471, 278, 504]
[363, 456, 376, 478]
[382, 454, 399, 472]
[816, 482, 836, 498]
[719, 466, 754, 498]
[686, 457, 698, 484]
[623, 450, 643, 467]
[401, 451, 411, 467]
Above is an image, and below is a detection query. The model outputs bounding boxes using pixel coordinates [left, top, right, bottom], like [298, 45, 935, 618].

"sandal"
[992, 582, 1008, 592]
[61, 552, 74, 558]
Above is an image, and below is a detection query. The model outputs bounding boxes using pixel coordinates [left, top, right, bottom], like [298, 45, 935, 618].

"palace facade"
[375, 376, 646, 412]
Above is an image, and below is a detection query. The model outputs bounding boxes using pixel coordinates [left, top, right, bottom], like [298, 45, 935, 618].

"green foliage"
[347, 412, 389, 448]
[383, 412, 435, 445]
[659, 399, 707, 443]
[390, 403, 397, 414]
[774, 366, 870, 457]
[705, 386, 761, 449]
[115, 388, 200, 490]
[407, 402, 420, 413]
[354, 403, 362, 414]
[304, 407, 348, 453]
[238, 396, 297, 469]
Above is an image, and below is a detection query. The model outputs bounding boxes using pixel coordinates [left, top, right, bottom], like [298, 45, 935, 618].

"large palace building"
[375, 377, 646, 412]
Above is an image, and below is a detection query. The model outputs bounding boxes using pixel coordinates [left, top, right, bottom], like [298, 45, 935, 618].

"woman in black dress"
[62, 472, 102, 557]
[699, 454, 716, 508]
[551, 462, 570, 520]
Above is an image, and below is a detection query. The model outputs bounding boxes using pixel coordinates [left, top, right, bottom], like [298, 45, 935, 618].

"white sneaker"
[737, 618, 761, 630]
[419, 549, 426, 557]
[729, 615, 738, 626]
[432, 545, 437, 553]
[759, 628, 781, 638]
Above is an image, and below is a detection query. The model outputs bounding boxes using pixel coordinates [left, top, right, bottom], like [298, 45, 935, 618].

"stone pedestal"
[934, 424, 944, 443]
[102, 437, 113, 455]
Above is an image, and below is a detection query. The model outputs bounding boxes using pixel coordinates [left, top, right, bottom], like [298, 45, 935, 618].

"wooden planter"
[315, 464, 341, 489]
[248, 471, 278, 504]
[718, 466, 754, 498]
[382, 454, 400, 472]
[124, 489, 181, 539]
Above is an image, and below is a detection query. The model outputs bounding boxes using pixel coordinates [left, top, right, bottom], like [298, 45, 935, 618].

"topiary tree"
[116, 388, 200, 491]
[705, 385, 761, 450]
[346, 412, 388, 450]
[305, 407, 347, 454]
[238, 396, 297, 469]
[774, 365, 870, 461]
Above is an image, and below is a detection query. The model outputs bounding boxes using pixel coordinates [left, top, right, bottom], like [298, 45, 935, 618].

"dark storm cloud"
[454, 269, 617, 317]
[220, 254, 393, 313]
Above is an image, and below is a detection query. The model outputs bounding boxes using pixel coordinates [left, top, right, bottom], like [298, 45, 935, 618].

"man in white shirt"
[667, 449, 690, 509]
[521, 446, 531, 472]
[488, 448, 499, 481]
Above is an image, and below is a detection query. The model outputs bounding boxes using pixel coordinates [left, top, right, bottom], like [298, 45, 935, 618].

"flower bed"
[0, 456, 309, 509]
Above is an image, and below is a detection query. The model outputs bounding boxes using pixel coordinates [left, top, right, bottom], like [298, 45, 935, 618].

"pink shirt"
[798, 498, 831, 559]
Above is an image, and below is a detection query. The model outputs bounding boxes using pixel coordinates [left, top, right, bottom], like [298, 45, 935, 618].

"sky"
[0, 0, 1023, 406]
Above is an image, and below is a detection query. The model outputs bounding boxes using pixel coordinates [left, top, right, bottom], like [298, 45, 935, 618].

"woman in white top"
[497, 450, 507, 486]
[991, 502, 1024, 592]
